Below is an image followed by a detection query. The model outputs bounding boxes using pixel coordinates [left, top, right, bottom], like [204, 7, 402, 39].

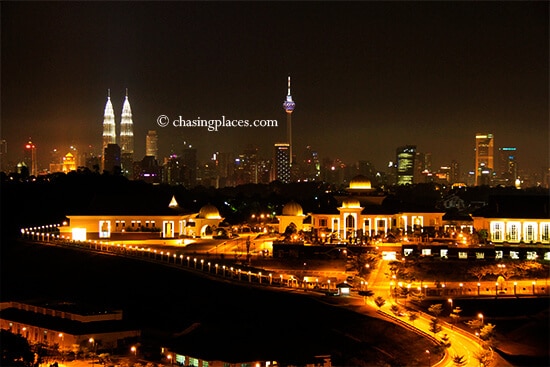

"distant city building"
[282, 76, 295, 167]
[119, 90, 134, 178]
[274, 143, 291, 183]
[450, 160, 460, 184]
[101, 90, 116, 171]
[103, 143, 121, 174]
[145, 130, 158, 160]
[136, 155, 161, 184]
[49, 152, 77, 173]
[497, 147, 517, 185]
[396, 145, 416, 185]
[23, 140, 37, 177]
[0, 139, 6, 172]
[475, 133, 494, 186]
[414, 152, 431, 183]
[181, 147, 197, 188]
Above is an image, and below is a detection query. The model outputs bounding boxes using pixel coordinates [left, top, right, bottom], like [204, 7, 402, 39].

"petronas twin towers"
[101, 89, 134, 174]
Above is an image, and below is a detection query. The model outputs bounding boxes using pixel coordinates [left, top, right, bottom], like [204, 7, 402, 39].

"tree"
[429, 317, 442, 336]
[0, 329, 34, 366]
[468, 265, 492, 282]
[428, 303, 443, 317]
[374, 296, 386, 309]
[452, 354, 467, 366]
[479, 323, 498, 348]
[450, 306, 462, 328]
[390, 304, 400, 315]
[440, 333, 451, 349]
[473, 349, 493, 366]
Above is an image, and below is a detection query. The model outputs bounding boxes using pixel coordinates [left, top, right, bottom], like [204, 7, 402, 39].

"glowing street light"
[130, 346, 137, 356]
[478, 313, 484, 326]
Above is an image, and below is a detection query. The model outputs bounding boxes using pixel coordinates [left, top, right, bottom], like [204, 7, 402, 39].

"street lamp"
[495, 282, 499, 296]
[477, 282, 481, 296]
[167, 354, 173, 365]
[514, 281, 517, 295]
[426, 349, 431, 367]
[200, 259, 204, 270]
[130, 346, 137, 357]
[532, 281, 536, 295]
[478, 313, 484, 326]
[448, 298, 453, 312]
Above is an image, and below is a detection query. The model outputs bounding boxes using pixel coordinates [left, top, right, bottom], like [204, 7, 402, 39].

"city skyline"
[2, 1, 548, 174]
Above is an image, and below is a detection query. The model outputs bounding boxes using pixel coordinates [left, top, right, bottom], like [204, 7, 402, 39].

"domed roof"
[282, 201, 303, 216]
[349, 175, 371, 190]
[198, 204, 221, 219]
[341, 198, 361, 208]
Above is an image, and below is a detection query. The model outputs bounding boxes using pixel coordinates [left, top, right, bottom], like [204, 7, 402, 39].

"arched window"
[346, 214, 355, 228]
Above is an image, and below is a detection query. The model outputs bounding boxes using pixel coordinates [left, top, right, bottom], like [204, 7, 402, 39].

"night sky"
[2, 1, 548, 173]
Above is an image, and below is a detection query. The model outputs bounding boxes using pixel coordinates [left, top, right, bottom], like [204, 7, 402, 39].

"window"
[319, 218, 327, 227]
[458, 252, 467, 259]
[491, 222, 503, 242]
[524, 223, 536, 242]
[346, 214, 355, 228]
[422, 249, 431, 256]
[476, 252, 485, 259]
[507, 222, 520, 242]
[510, 251, 519, 259]
[99, 220, 110, 238]
[495, 250, 503, 259]
[404, 248, 413, 256]
[440, 249, 448, 259]
[541, 223, 549, 243]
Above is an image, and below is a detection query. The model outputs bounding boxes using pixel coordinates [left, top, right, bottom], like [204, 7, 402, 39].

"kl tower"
[282, 76, 296, 166]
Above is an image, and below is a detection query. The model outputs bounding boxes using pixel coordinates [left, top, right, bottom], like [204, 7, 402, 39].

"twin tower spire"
[102, 88, 134, 156]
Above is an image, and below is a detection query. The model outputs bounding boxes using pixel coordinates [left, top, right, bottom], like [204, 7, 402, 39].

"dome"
[341, 198, 361, 208]
[282, 201, 303, 216]
[198, 204, 221, 219]
[349, 175, 372, 190]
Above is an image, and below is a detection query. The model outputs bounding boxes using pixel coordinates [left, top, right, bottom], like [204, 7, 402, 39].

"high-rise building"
[274, 143, 291, 183]
[146, 130, 158, 160]
[103, 143, 121, 175]
[120, 90, 134, 178]
[24, 140, 37, 176]
[475, 133, 494, 186]
[101, 90, 116, 171]
[450, 160, 460, 184]
[181, 146, 197, 188]
[498, 147, 517, 184]
[396, 145, 416, 185]
[282, 76, 295, 167]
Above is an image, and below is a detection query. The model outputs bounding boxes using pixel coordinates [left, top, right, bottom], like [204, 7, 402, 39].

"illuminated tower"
[101, 90, 116, 171]
[282, 76, 295, 166]
[120, 89, 135, 177]
[475, 133, 494, 186]
[24, 140, 37, 176]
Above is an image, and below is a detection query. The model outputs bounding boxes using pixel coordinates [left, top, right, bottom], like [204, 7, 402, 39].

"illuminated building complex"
[282, 76, 295, 166]
[475, 133, 494, 186]
[101, 90, 116, 171]
[120, 90, 134, 177]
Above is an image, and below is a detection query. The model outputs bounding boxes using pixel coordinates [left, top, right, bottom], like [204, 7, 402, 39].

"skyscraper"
[282, 76, 295, 166]
[498, 147, 517, 184]
[396, 145, 416, 185]
[24, 140, 37, 176]
[475, 133, 494, 186]
[274, 143, 291, 183]
[146, 130, 158, 160]
[101, 90, 116, 171]
[120, 89, 134, 178]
